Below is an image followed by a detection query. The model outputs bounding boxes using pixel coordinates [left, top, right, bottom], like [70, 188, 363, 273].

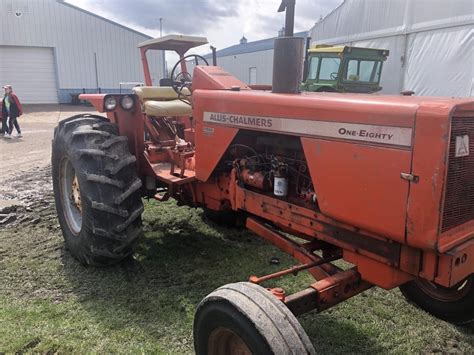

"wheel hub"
[60, 157, 83, 236]
[208, 327, 252, 355]
[415, 277, 472, 302]
[71, 175, 82, 212]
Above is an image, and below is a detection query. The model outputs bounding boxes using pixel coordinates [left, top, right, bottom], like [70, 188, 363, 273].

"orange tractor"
[52, 4, 473, 353]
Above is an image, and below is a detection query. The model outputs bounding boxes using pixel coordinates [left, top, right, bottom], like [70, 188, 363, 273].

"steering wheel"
[170, 54, 209, 100]
[330, 72, 338, 80]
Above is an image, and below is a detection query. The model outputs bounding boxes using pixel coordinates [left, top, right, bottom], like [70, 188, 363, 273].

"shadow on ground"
[60, 202, 384, 353]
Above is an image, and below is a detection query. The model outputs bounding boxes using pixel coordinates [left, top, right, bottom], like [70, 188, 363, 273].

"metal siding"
[0, 0, 163, 97]
[215, 50, 274, 85]
[0, 46, 59, 103]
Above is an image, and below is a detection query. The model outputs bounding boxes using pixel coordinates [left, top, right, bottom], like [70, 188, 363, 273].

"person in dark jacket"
[1, 85, 23, 138]
[0, 92, 7, 135]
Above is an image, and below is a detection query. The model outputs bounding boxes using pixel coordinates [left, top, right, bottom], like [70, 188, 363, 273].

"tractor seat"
[144, 100, 192, 117]
[132, 86, 192, 117]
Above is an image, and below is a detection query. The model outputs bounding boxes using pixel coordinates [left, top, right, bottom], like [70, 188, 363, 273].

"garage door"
[0, 46, 59, 104]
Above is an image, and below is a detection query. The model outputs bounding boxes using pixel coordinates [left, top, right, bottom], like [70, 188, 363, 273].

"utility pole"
[159, 17, 166, 78]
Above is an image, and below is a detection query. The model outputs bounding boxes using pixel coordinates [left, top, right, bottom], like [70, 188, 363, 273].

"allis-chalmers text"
[207, 112, 273, 128]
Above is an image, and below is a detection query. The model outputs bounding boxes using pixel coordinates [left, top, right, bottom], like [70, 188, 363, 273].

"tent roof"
[310, 0, 473, 45]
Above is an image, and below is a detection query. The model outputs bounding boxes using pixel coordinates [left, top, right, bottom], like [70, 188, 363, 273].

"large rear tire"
[194, 282, 315, 355]
[399, 275, 474, 325]
[52, 114, 143, 266]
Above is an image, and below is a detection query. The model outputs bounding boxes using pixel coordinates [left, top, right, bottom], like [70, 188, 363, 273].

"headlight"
[104, 96, 117, 111]
[120, 95, 134, 110]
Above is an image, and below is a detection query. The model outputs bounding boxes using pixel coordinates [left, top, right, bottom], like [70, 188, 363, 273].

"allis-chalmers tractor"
[52, 5, 473, 354]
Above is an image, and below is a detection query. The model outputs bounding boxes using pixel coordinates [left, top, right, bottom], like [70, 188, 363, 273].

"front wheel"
[194, 282, 315, 355]
[399, 275, 474, 325]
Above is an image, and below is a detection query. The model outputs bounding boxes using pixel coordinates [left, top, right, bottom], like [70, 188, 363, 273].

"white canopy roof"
[138, 34, 208, 53]
[310, 0, 473, 44]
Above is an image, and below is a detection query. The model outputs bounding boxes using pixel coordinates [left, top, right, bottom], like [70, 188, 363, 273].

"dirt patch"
[0, 104, 97, 181]
[0, 165, 56, 230]
[0, 104, 98, 228]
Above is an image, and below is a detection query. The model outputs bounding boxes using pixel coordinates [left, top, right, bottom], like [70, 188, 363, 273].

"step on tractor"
[52, 2, 473, 353]
[301, 44, 389, 93]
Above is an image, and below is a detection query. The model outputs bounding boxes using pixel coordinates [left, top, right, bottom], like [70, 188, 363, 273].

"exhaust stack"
[272, 0, 304, 94]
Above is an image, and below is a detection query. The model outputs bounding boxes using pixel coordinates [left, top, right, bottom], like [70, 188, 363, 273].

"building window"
[249, 67, 257, 85]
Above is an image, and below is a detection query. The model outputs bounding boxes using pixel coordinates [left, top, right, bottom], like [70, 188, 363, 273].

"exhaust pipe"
[272, 0, 304, 94]
[210, 45, 217, 66]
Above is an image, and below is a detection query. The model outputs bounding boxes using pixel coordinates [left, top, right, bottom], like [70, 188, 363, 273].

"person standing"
[2, 85, 23, 138]
[0, 95, 7, 135]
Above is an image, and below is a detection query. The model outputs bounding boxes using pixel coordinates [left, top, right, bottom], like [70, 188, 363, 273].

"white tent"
[309, 0, 473, 97]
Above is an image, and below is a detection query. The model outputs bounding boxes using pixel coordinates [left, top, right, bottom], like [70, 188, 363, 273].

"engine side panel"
[406, 103, 451, 250]
[194, 123, 238, 182]
[302, 138, 412, 242]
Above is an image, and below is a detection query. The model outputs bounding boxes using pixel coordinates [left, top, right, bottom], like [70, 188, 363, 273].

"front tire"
[399, 275, 474, 325]
[52, 114, 143, 266]
[194, 282, 315, 355]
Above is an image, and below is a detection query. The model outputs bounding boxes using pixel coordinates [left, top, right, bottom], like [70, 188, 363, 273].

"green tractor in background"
[301, 44, 389, 93]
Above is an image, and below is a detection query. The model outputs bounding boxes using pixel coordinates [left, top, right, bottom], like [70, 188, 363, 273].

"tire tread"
[52, 114, 143, 266]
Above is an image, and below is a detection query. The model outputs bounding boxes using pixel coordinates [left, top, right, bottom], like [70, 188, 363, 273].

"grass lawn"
[1, 198, 473, 353]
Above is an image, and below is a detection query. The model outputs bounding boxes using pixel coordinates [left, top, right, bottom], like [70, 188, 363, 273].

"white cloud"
[66, 0, 342, 70]
[67, 0, 342, 53]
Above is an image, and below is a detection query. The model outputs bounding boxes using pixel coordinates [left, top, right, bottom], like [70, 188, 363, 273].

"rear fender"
[79, 94, 107, 112]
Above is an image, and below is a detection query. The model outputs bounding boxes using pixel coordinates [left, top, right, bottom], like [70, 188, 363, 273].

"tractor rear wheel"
[52, 114, 143, 266]
[194, 282, 315, 355]
[399, 275, 474, 325]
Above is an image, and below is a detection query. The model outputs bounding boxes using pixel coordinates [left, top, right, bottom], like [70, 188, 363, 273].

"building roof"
[58, 1, 152, 39]
[205, 31, 307, 58]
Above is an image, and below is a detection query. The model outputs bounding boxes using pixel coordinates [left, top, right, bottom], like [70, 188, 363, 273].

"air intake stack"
[272, 0, 304, 94]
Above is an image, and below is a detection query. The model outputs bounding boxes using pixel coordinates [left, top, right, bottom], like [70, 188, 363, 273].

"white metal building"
[202, 32, 307, 85]
[0, 0, 162, 104]
[309, 0, 473, 96]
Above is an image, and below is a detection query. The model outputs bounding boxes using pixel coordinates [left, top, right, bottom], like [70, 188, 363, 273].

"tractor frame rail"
[246, 217, 373, 316]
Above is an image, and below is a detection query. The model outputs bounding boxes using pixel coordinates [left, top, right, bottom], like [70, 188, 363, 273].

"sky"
[66, 0, 343, 56]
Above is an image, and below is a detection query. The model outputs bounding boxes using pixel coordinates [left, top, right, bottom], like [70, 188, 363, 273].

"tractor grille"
[442, 116, 474, 232]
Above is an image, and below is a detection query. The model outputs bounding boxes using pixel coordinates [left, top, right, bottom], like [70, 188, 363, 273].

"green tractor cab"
[301, 45, 389, 93]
